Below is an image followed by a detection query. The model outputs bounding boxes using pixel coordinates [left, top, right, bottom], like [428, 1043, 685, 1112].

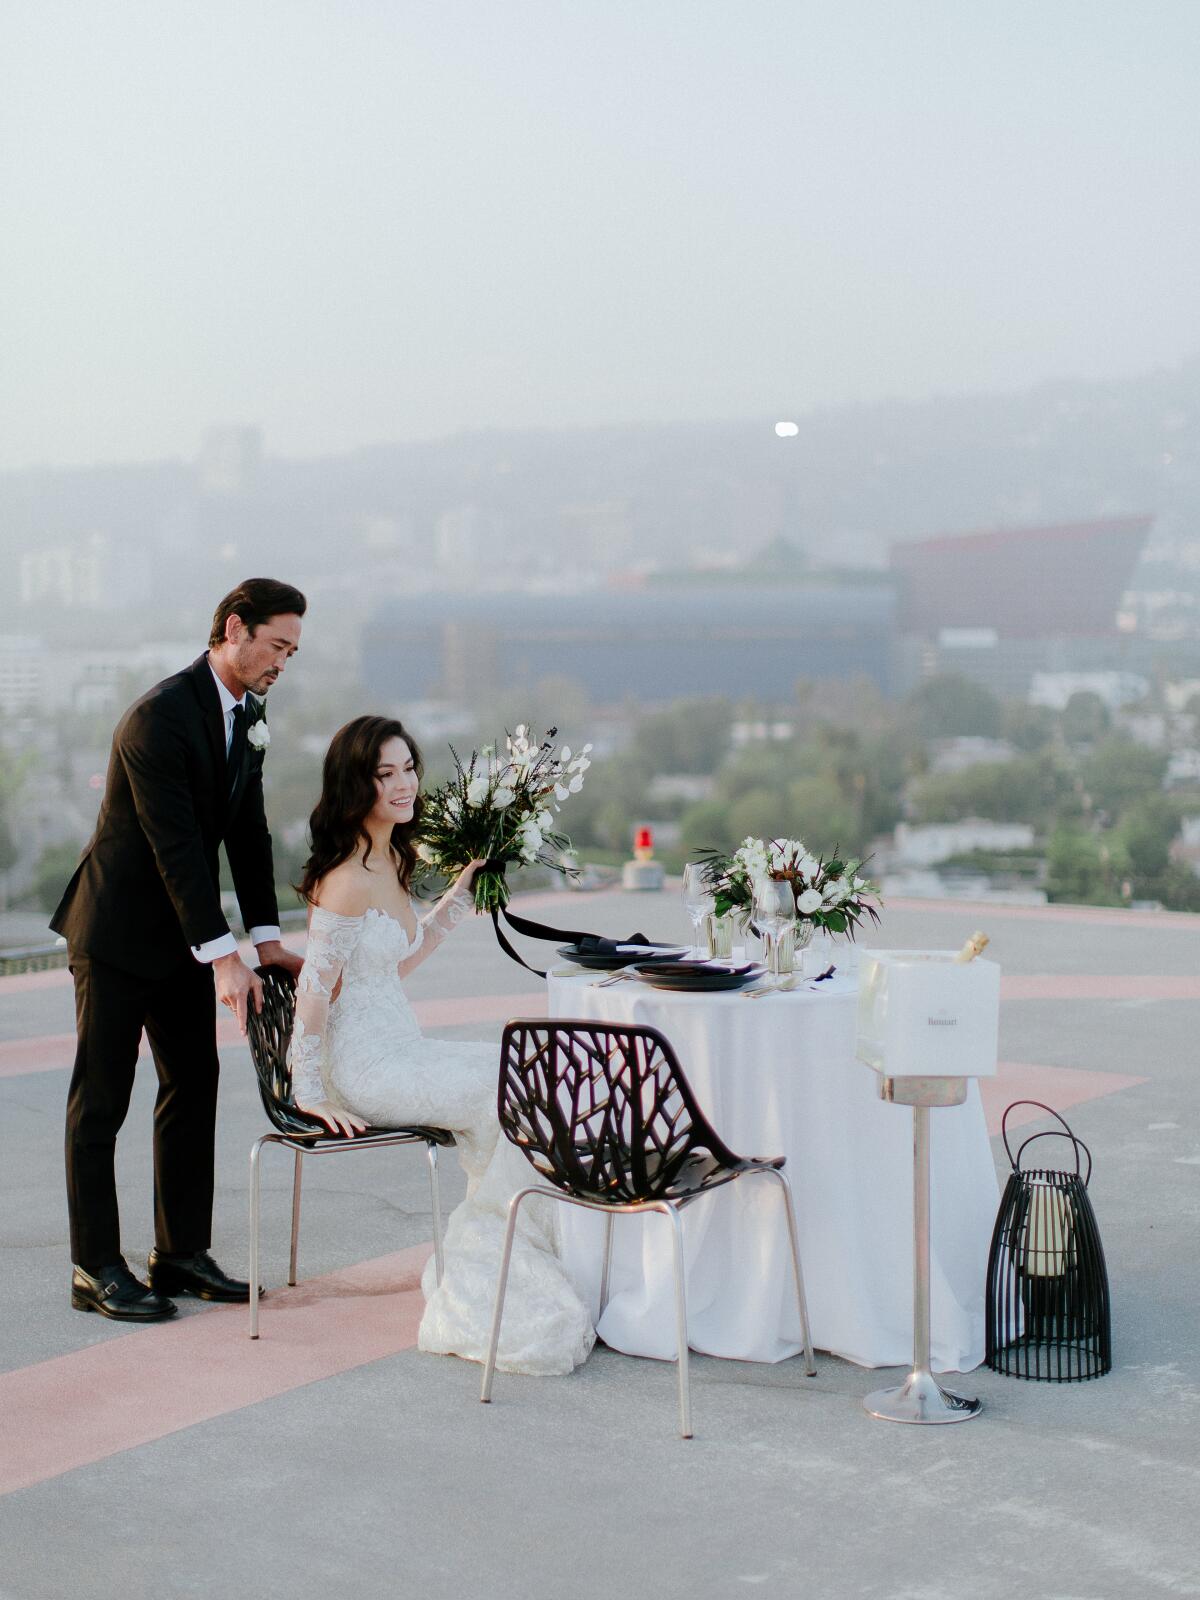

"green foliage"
[1114, 795, 1179, 881]
[905, 674, 1004, 739]
[631, 699, 734, 775]
[1061, 691, 1111, 745]
[909, 754, 1078, 827]
[1004, 702, 1057, 753]
[1044, 827, 1128, 907]
[1079, 738, 1169, 821]
[31, 842, 83, 912]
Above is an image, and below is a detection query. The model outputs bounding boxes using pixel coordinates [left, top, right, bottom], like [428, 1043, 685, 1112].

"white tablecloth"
[546, 969, 1000, 1371]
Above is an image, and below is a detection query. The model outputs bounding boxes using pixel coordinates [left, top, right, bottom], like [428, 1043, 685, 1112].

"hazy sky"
[3, 1, 1199, 471]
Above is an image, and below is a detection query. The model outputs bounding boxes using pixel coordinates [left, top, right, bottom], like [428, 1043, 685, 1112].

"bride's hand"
[455, 857, 489, 891]
[295, 1097, 369, 1137]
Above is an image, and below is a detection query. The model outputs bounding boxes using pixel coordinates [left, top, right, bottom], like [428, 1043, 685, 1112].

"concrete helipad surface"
[1, 888, 1198, 1600]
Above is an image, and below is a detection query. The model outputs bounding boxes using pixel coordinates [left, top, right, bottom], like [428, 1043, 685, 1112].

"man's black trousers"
[64, 952, 219, 1271]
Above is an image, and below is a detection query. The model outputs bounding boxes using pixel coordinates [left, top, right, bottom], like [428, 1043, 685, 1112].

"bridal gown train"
[287, 893, 595, 1376]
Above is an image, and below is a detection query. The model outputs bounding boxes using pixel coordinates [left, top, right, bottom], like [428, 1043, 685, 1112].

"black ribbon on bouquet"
[481, 858, 651, 979]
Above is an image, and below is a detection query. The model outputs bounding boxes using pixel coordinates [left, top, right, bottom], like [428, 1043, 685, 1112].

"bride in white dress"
[287, 715, 594, 1376]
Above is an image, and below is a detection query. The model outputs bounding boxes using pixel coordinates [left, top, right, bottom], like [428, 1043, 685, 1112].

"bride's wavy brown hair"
[297, 716, 425, 902]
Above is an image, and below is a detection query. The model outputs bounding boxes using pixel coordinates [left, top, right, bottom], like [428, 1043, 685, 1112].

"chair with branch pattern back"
[480, 1018, 816, 1437]
[245, 965, 455, 1338]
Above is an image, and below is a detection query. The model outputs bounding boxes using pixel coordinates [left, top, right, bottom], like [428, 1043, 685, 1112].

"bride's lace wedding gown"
[287, 891, 595, 1376]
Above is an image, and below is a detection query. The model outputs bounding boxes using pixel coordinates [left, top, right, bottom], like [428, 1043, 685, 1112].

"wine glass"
[753, 878, 788, 977]
[681, 863, 715, 960]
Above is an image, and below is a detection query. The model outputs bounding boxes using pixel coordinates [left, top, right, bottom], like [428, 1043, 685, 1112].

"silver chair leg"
[764, 1167, 817, 1376]
[288, 1148, 304, 1286]
[599, 1211, 615, 1317]
[657, 1201, 693, 1439]
[249, 1135, 269, 1339]
[481, 1186, 539, 1405]
[427, 1142, 445, 1286]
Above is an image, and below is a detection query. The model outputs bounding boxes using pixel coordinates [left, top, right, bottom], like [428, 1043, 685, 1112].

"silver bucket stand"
[863, 1074, 982, 1425]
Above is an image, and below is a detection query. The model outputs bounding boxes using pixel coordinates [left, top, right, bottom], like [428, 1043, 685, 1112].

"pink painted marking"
[1002, 974, 1200, 1001]
[0, 991, 548, 1079]
[982, 1061, 1145, 1136]
[0, 1244, 433, 1498]
[888, 897, 1200, 930]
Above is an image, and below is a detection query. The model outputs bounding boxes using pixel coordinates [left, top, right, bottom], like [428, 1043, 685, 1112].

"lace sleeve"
[396, 878, 474, 978]
[287, 906, 365, 1108]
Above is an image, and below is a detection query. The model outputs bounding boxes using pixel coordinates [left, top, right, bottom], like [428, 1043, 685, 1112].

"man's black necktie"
[227, 704, 247, 800]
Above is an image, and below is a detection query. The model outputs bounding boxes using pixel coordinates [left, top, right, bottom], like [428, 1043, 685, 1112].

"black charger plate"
[555, 941, 689, 972]
[628, 962, 765, 993]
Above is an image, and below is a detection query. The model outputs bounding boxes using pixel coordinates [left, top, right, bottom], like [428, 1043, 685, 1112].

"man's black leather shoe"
[71, 1260, 178, 1321]
[147, 1249, 255, 1303]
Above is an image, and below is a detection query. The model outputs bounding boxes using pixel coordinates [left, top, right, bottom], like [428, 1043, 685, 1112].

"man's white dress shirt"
[190, 660, 280, 964]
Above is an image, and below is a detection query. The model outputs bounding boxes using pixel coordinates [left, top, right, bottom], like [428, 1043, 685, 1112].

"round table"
[546, 967, 999, 1370]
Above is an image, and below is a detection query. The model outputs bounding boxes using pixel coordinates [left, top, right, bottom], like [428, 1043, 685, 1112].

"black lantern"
[985, 1102, 1111, 1382]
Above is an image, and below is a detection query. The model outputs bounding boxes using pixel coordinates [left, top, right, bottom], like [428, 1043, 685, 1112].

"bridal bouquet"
[417, 725, 592, 913]
[695, 835, 881, 937]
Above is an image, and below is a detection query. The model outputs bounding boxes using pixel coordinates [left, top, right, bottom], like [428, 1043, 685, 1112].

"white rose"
[246, 720, 270, 750]
[466, 775, 490, 807]
[797, 889, 823, 915]
[493, 785, 516, 809]
[798, 854, 820, 880]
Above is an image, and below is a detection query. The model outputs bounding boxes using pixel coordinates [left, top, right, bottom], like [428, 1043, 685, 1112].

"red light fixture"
[633, 826, 654, 860]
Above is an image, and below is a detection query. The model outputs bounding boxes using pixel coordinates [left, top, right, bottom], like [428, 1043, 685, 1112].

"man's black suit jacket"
[51, 654, 280, 980]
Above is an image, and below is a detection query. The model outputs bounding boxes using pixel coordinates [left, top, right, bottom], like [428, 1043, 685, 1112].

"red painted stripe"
[0, 1244, 432, 1498]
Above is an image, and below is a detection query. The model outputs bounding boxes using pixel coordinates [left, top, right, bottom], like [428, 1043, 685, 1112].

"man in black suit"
[52, 577, 307, 1320]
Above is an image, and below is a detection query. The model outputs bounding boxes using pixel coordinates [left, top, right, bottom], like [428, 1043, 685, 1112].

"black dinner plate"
[628, 962, 766, 993]
[555, 942, 689, 972]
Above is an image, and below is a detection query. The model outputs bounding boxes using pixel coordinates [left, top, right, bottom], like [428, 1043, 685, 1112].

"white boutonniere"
[246, 703, 270, 751]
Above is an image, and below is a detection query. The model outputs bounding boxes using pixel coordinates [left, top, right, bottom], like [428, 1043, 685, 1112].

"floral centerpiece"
[695, 836, 881, 938]
[416, 725, 592, 913]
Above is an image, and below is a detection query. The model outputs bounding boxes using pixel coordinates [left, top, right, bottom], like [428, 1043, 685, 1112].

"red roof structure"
[891, 515, 1152, 638]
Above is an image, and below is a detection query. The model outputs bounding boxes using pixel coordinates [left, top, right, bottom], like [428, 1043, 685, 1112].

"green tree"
[1004, 702, 1056, 753]
[631, 698, 733, 775]
[905, 674, 1003, 739]
[909, 753, 1077, 827]
[31, 842, 84, 913]
[1044, 827, 1128, 906]
[1116, 795, 1179, 882]
[1079, 738, 1168, 821]
[1061, 691, 1111, 745]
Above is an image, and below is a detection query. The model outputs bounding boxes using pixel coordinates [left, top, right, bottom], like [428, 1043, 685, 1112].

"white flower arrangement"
[417, 724, 593, 912]
[696, 835, 881, 937]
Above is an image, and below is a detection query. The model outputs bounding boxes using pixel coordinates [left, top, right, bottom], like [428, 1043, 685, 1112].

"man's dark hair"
[209, 578, 307, 648]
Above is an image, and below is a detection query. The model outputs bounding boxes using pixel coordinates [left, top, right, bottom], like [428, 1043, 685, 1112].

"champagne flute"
[753, 878, 788, 978]
[681, 863, 715, 960]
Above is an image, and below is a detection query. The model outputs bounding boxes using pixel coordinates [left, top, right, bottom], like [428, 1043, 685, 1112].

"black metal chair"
[480, 1018, 817, 1437]
[245, 965, 455, 1338]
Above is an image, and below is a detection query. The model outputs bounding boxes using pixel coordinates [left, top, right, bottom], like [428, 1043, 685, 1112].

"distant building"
[892, 515, 1154, 699]
[363, 583, 898, 706]
[1029, 671, 1149, 711]
[891, 819, 1036, 869]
